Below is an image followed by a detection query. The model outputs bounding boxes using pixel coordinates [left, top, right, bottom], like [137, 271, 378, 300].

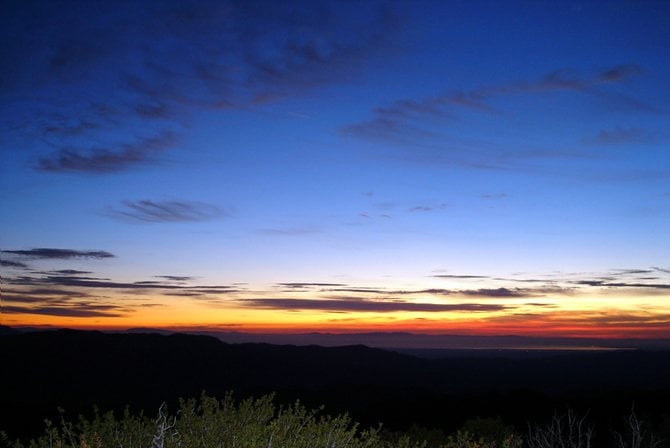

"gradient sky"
[1, 0, 669, 339]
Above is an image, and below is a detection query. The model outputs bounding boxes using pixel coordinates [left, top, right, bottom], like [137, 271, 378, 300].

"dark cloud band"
[3, 248, 114, 259]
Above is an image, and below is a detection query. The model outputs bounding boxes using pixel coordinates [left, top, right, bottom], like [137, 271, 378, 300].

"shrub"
[1, 393, 387, 448]
[526, 410, 594, 448]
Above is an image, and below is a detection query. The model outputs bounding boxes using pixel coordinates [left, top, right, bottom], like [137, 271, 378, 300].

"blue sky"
[1, 0, 669, 336]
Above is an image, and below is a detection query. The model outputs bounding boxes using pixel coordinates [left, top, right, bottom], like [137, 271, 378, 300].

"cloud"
[432, 274, 490, 279]
[37, 131, 178, 173]
[2, 269, 249, 322]
[0, 259, 29, 269]
[459, 288, 529, 298]
[481, 193, 508, 200]
[576, 280, 670, 289]
[427, 269, 670, 298]
[277, 282, 348, 289]
[3, 1, 400, 174]
[612, 269, 655, 275]
[409, 203, 447, 213]
[46, 269, 93, 275]
[326, 287, 398, 294]
[587, 126, 656, 145]
[321, 284, 572, 299]
[285, 284, 459, 296]
[2, 294, 62, 304]
[107, 199, 224, 223]
[3, 287, 87, 298]
[41, 120, 101, 138]
[156, 275, 196, 282]
[597, 64, 644, 83]
[237, 297, 507, 313]
[3, 248, 114, 259]
[5, 272, 244, 299]
[341, 64, 652, 166]
[2, 304, 125, 318]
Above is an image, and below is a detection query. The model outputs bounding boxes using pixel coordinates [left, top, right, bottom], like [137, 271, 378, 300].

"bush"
[1, 393, 386, 448]
[1, 395, 665, 448]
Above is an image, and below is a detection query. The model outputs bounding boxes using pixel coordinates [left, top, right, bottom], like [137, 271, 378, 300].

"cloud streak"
[341, 64, 652, 168]
[108, 199, 224, 223]
[3, 1, 400, 175]
[156, 275, 196, 282]
[2, 304, 125, 318]
[37, 131, 178, 174]
[238, 297, 507, 313]
[3, 248, 114, 259]
[5, 271, 244, 300]
[586, 126, 657, 145]
[1, 259, 29, 269]
[576, 280, 670, 290]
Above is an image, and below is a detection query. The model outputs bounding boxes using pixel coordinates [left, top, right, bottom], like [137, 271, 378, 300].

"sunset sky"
[1, 0, 669, 341]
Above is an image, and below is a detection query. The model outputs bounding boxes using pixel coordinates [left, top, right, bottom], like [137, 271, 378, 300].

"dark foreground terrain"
[2, 329, 669, 446]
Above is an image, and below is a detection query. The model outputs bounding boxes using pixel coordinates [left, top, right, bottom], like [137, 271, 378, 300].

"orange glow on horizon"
[4, 277, 669, 341]
[6, 312, 670, 340]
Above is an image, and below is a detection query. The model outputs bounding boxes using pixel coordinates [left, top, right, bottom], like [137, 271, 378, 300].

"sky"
[1, 0, 669, 341]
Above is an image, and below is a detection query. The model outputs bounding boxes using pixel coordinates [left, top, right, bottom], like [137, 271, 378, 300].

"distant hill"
[2, 329, 669, 441]
[203, 330, 670, 351]
[0, 325, 21, 336]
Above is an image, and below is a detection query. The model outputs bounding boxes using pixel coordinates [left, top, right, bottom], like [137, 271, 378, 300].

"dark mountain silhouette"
[2, 329, 669, 442]
[0, 325, 21, 336]
[205, 330, 670, 350]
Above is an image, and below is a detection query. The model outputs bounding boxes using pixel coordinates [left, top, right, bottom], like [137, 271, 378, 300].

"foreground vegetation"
[1, 393, 667, 448]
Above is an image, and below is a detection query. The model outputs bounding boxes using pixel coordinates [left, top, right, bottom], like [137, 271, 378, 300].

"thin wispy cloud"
[2, 267, 249, 321]
[432, 274, 490, 279]
[277, 282, 348, 289]
[2, 294, 64, 304]
[3, 1, 400, 175]
[459, 288, 529, 298]
[2, 304, 125, 318]
[7, 275, 240, 293]
[408, 203, 447, 213]
[597, 64, 645, 83]
[586, 126, 657, 145]
[341, 64, 652, 168]
[2, 248, 114, 259]
[575, 280, 670, 290]
[275, 282, 571, 299]
[430, 269, 670, 296]
[37, 131, 178, 173]
[156, 275, 196, 282]
[0, 259, 29, 269]
[612, 269, 656, 275]
[480, 193, 508, 200]
[3, 287, 87, 298]
[108, 199, 224, 223]
[237, 297, 507, 313]
[5, 271, 244, 299]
